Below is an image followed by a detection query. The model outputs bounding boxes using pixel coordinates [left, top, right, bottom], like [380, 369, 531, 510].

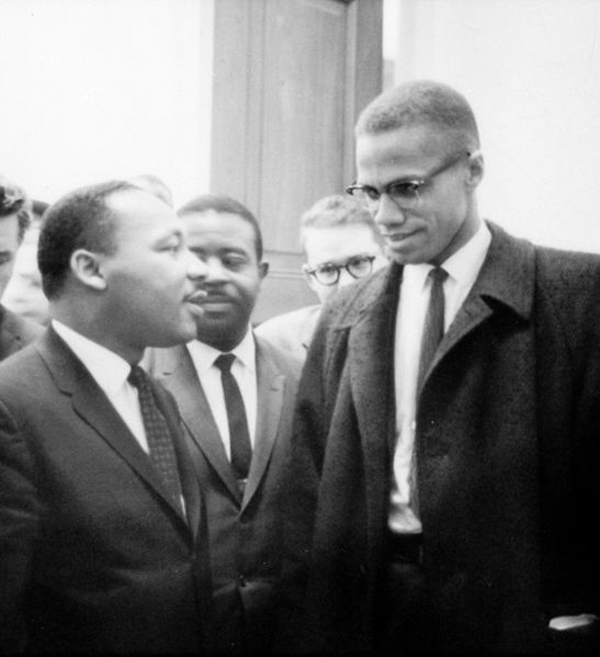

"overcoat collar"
[153, 339, 286, 512]
[35, 327, 198, 536]
[335, 221, 535, 524]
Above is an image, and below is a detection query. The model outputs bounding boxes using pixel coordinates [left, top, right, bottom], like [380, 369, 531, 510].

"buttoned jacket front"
[0, 327, 211, 654]
[147, 336, 301, 653]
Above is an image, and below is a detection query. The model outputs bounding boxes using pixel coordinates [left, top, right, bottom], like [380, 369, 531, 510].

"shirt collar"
[51, 319, 132, 393]
[186, 326, 256, 375]
[402, 220, 492, 291]
[442, 220, 491, 289]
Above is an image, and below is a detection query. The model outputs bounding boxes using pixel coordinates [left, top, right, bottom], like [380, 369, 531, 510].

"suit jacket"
[0, 327, 211, 654]
[255, 304, 321, 363]
[281, 221, 600, 654]
[0, 304, 43, 361]
[146, 336, 302, 654]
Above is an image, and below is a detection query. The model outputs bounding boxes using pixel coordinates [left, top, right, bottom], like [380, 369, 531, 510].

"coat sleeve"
[0, 399, 41, 653]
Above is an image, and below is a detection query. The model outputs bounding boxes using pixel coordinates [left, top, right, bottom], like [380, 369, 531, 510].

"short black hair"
[178, 193, 263, 260]
[356, 79, 480, 154]
[0, 175, 32, 243]
[38, 180, 138, 300]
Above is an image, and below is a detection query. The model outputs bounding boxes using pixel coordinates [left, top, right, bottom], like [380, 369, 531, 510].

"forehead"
[182, 210, 257, 249]
[356, 125, 449, 182]
[107, 189, 181, 238]
[304, 225, 381, 265]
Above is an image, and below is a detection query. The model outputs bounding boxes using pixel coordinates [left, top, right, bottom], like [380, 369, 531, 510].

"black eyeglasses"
[306, 254, 376, 286]
[345, 151, 471, 212]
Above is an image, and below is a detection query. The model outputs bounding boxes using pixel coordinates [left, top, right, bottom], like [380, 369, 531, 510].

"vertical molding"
[343, 0, 383, 186]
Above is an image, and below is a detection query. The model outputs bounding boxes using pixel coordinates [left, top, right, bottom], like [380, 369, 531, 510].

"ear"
[302, 263, 319, 293]
[70, 249, 107, 291]
[466, 150, 484, 189]
[258, 261, 269, 280]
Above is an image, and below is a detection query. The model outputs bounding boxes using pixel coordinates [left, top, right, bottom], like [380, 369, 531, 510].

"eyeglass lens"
[312, 255, 374, 285]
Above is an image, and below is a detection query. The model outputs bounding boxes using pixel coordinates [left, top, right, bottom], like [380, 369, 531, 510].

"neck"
[50, 301, 143, 365]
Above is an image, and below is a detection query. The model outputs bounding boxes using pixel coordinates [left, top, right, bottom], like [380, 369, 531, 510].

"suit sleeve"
[0, 399, 41, 653]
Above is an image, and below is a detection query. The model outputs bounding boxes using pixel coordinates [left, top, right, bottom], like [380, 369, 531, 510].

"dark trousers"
[375, 532, 440, 654]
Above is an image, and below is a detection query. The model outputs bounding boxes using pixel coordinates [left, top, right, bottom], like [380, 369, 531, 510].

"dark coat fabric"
[146, 337, 301, 654]
[0, 328, 212, 654]
[0, 304, 43, 361]
[281, 222, 600, 654]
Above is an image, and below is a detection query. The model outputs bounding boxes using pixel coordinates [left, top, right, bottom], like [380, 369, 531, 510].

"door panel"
[211, 0, 383, 323]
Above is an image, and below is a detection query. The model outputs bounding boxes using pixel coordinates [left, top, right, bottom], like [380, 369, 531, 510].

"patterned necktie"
[214, 353, 252, 481]
[128, 365, 183, 508]
[417, 266, 448, 393]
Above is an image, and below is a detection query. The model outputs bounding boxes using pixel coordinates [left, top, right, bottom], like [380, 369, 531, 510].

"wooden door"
[211, 0, 383, 322]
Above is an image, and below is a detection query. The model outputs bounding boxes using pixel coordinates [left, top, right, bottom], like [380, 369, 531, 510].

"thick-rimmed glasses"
[306, 254, 376, 286]
[345, 150, 471, 212]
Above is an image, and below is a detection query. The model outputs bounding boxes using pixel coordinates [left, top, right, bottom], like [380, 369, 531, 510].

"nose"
[186, 250, 208, 280]
[337, 267, 357, 289]
[375, 193, 407, 228]
[202, 255, 231, 283]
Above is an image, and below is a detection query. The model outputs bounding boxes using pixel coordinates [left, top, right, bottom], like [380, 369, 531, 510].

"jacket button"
[238, 573, 247, 587]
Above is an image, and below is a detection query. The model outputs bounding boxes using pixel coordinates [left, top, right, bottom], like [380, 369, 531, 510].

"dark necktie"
[128, 365, 183, 509]
[409, 267, 448, 515]
[214, 353, 252, 481]
[417, 266, 448, 393]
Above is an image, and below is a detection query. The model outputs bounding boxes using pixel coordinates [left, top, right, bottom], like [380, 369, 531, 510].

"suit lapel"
[37, 328, 191, 528]
[154, 345, 242, 503]
[242, 340, 285, 510]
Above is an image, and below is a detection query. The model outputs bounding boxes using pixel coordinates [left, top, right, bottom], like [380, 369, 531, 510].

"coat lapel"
[37, 328, 190, 528]
[346, 265, 402, 545]
[242, 339, 285, 510]
[428, 222, 535, 381]
[152, 345, 242, 503]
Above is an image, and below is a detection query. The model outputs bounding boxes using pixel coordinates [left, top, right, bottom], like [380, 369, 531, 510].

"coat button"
[238, 573, 247, 587]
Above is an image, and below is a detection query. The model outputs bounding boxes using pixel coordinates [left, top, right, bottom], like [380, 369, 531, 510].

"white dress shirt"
[52, 320, 149, 452]
[389, 222, 492, 533]
[186, 328, 257, 460]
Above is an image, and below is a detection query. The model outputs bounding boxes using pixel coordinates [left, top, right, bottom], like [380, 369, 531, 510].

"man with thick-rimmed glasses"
[280, 79, 600, 654]
[256, 194, 387, 362]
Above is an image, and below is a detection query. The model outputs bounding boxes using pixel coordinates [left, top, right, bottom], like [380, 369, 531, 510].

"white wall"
[383, 0, 600, 253]
[0, 0, 213, 207]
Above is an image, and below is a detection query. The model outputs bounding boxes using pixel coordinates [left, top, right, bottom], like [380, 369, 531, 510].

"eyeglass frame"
[345, 150, 472, 211]
[304, 254, 377, 286]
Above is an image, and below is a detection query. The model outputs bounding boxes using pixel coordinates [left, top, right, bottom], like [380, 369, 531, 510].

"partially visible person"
[0, 180, 212, 653]
[2, 198, 50, 326]
[146, 193, 301, 654]
[280, 80, 600, 654]
[129, 173, 174, 207]
[255, 194, 387, 361]
[0, 176, 44, 357]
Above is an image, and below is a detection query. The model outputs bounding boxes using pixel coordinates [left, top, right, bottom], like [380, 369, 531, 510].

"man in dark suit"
[0, 176, 44, 358]
[146, 193, 301, 654]
[281, 80, 600, 654]
[0, 180, 212, 653]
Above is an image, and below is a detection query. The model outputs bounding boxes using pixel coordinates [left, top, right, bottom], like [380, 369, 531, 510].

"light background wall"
[1, 0, 599, 253]
[0, 0, 214, 208]
[383, 0, 600, 253]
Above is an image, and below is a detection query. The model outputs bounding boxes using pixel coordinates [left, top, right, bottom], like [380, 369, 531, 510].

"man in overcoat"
[281, 80, 600, 654]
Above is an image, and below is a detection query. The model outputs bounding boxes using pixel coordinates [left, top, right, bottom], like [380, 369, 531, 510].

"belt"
[386, 531, 424, 564]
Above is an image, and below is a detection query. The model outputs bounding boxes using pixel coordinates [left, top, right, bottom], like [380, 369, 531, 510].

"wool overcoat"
[282, 221, 600, 654]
